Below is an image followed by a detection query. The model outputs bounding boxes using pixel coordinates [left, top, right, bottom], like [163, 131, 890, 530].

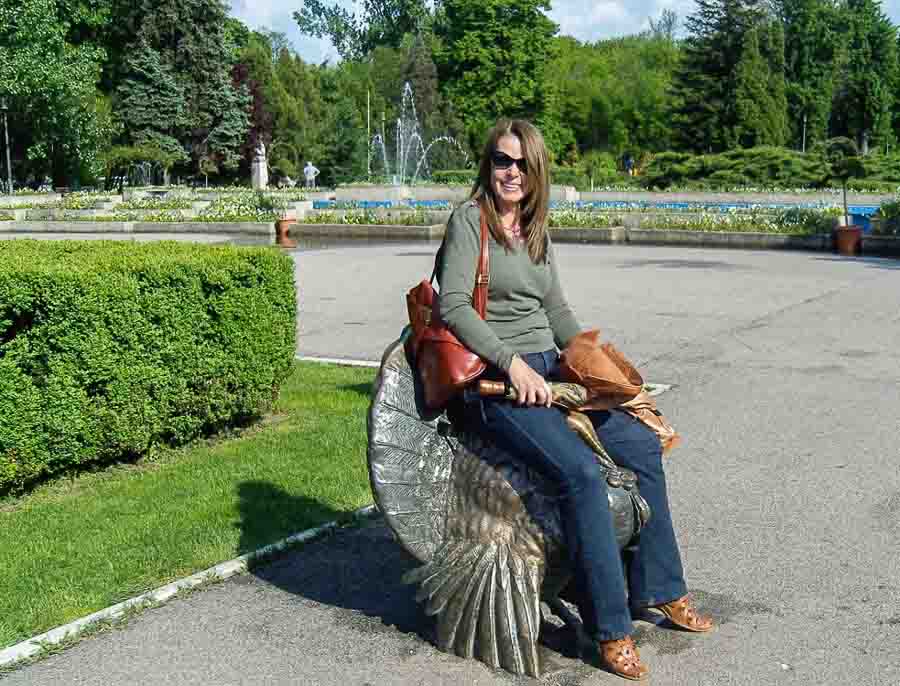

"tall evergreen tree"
[114, 0, 249, 177]
[776, 0, 840, 150]
[670, 0, 763, 152]
[832, 0, 898, 153]
[733, 26, 773, 146]
[762, 20, 790, 146]
[116, 38, 187, 160]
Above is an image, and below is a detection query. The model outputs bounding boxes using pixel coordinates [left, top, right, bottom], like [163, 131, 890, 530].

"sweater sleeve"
[437, 205, 518, 371]
[544, 237, 582, 350]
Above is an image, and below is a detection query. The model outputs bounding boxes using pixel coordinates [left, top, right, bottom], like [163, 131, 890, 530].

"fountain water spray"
[370, 82, 469, 186]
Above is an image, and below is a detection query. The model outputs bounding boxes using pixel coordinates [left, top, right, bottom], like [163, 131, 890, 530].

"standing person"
[303, 161, 320, 189]
[437, 119, 713, 681]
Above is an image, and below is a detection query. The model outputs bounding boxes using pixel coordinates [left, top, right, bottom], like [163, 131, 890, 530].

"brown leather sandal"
[597, 636, 650, 681]
[652, 594, 714, 632]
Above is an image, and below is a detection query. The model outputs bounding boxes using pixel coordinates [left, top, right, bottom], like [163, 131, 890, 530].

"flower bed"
[638, 211, 830, 234]
[118, 196, 193, 211]
[301, 208, 437, 226]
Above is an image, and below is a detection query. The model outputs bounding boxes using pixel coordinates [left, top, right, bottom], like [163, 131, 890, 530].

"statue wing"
[369, 337, 559, 676]
[402, 446, 550, 677]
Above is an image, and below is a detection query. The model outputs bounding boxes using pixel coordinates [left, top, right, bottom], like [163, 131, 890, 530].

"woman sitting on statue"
[437, 119, 713, 681]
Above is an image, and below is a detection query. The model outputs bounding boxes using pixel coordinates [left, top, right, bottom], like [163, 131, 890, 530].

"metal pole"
[801, 113, 807, 153]
[367, 88, 371, 180]
[1, 103, 12, 194]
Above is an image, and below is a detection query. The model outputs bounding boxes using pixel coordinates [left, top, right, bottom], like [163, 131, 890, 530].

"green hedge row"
[642, 146, 900, 190]
[0, 240, 296, 493]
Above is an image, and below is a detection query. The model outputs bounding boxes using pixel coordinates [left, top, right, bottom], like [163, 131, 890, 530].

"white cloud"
[229, 1, 900, 63]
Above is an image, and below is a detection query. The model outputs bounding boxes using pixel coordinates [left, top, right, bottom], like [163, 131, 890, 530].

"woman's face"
[492, 134, 527, 211]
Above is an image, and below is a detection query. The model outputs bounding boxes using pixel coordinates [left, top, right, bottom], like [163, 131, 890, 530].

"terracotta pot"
[275, 219, 297, 248]
[835, 226, 862, 256]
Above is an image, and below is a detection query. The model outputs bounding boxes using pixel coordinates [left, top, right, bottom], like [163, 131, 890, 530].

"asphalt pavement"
[4, 240, 899, 685]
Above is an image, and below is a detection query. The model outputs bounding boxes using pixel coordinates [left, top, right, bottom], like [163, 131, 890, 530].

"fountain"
[346, 82, 469, 203]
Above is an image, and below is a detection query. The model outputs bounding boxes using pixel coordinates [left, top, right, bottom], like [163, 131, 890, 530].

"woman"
[437, 119, 713, 681]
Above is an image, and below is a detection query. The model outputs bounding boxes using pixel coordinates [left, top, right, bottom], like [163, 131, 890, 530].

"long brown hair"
[470, 119, 550, 263]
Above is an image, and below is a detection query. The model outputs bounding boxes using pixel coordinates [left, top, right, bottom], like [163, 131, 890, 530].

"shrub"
[0, 241, 296, 493]
[642, 147, 825, 190]
[431, 170, 475, 185]
[875, 199, 900, 235]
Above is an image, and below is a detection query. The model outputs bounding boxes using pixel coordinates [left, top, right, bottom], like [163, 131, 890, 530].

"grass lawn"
[0, 362, 376, 650]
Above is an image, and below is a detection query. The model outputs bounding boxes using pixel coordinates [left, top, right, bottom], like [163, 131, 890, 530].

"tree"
[733, 26, 772, 146]
[294, 0, 431, 60]
[832, 0, 897, 153]
[670, 0, 766, 152]
[116, 39, 187, 161]
[0, 0, 109, 185]
[649, 8, 679, 40]
[733, 21, 788, 147]
[776, 0, 840, 150]
[434, 0, 560, 155]
[113, 0, 250, 179]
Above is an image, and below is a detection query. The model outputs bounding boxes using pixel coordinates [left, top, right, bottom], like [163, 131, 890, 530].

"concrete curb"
[0, 505, 379, 669]
[296, 355, 381, 368]
[0, 221, 275, 236]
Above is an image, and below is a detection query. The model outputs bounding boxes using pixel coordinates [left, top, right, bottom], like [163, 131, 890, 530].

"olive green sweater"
[437, 201, 581, 371]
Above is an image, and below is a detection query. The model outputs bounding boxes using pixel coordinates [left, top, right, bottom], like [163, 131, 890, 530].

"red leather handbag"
[406, 207, 490, 409]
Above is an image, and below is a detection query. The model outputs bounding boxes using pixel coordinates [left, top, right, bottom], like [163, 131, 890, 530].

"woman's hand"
[507, 355, 552, 408]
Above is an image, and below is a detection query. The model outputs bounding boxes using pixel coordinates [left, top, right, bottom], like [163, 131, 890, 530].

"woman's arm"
[544, 238, 582, 349]
[437, 206, 517, 371]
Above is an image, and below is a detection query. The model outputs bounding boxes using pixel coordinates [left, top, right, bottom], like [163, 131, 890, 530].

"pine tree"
[776, 0, 840, 150]
[671, 1, 762, 152]
[733, 26, 771, 147]
[115, 38, 187, 160]
[833, 0, 898, 153]
[114, 0, 249, 177]
[762, 20, 790, 146]
[671, 1, 791, 152]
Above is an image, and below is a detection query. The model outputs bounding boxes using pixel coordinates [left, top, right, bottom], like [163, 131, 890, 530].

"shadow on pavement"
[237, 481, 432, 642]
[234, 481, 586, 675]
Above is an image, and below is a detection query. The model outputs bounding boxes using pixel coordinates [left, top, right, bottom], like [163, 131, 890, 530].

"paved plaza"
[5, 239, 900, 685]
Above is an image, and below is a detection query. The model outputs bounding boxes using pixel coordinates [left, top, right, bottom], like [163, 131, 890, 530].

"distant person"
[303, 161, 320, 190]
[623, 152, 634, 177]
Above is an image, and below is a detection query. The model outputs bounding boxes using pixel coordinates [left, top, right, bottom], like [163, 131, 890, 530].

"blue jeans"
[462, 349, 687, 641]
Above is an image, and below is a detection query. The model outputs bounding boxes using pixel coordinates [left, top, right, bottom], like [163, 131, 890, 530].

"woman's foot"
[596, 636, 649, 681]
[651, 594, 714, 632]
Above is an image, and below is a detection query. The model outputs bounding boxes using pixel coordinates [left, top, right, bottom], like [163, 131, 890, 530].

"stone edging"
[0, 221, 274, 236]
[0, 504, 379, 669]
[293, 223, 900, 255]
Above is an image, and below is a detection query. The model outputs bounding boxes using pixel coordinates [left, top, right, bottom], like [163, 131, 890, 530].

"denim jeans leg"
[588, 410, 688, 609]
[468, 352, 634, 641]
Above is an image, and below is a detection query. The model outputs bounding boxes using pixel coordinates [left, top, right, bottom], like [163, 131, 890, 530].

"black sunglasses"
[491, 151, 528, 174]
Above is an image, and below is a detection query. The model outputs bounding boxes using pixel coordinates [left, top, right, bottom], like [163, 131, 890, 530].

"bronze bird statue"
[367, 337, 650, 677]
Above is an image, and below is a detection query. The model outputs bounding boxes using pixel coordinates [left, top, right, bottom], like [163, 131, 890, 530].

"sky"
[230, 0, 900, 65]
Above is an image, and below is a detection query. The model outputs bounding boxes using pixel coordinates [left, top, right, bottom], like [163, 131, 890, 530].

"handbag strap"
[430, 203, 490, 318]
[472, 207, 490, 318]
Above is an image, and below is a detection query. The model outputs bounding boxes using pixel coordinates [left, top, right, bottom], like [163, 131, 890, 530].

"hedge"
[0, 240, 296, 493]
[641, 146, 900, 191]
